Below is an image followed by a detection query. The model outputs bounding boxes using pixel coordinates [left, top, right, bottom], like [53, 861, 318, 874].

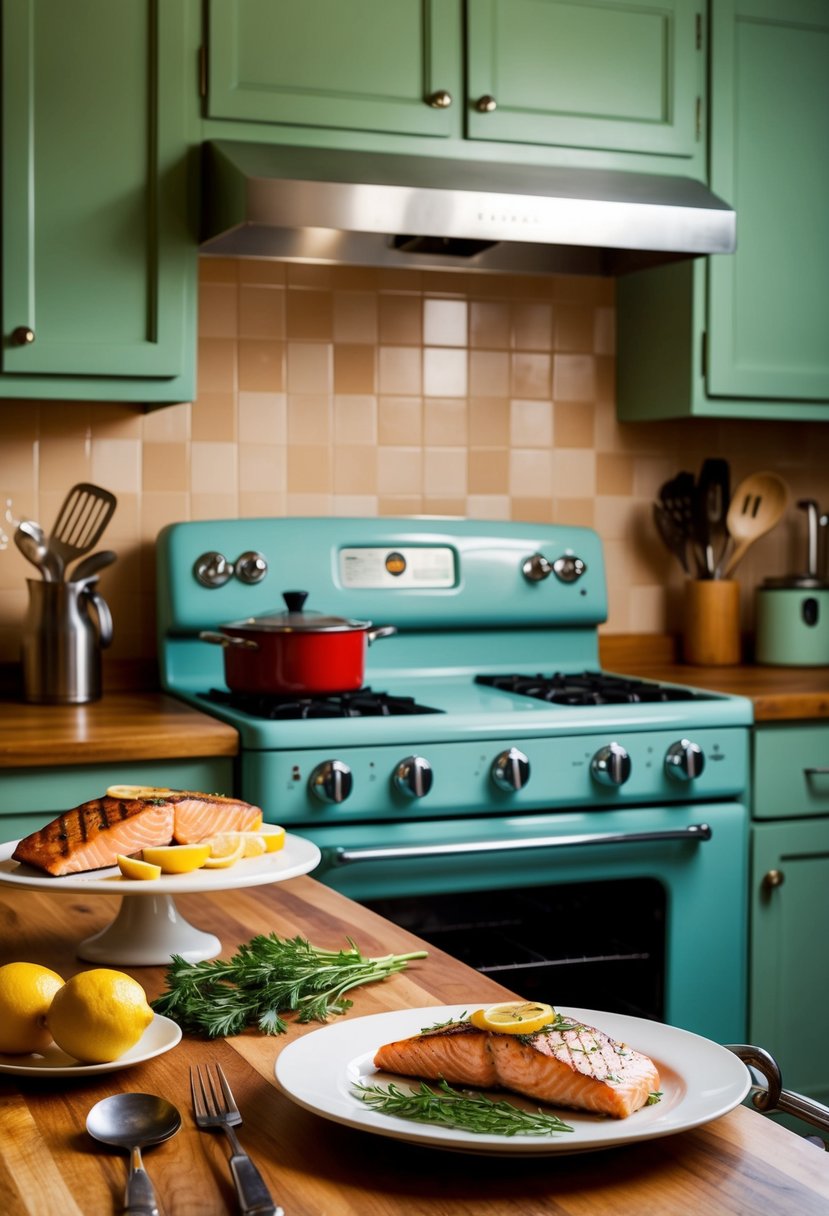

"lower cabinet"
[750, 724, 829, 1107]
[0, 758, 233, 842]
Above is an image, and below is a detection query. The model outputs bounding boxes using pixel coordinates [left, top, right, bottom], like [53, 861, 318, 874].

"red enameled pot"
[199, 590, 396, 695]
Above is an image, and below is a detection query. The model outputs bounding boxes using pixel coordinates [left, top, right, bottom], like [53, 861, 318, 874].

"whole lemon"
[0, 962, 65, 1054]
[47, 968, 154, 1064]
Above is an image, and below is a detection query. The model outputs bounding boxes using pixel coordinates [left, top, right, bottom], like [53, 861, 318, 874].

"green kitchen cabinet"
[466, 0, 702, 158]
[206, 0, 463, 140]
[203, 0, 705, 174]
[617, 0, 829, 421]
[750, 723, 829, 1106]
[1, 0, 198, 404]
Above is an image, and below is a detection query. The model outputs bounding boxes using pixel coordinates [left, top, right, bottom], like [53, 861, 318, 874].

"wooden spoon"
[720, 471, 789, 579]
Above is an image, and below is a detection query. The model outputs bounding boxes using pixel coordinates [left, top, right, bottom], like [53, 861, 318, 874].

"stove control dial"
[591, 742, 631, 787]
[553, 555, 586, 583]
[522, 553, 553, 582]
[393, 755, 434, 799]
[665, 738, 705, 781]
[234, 550, 268, 584]
[491, 747, 530, 792]
[309, 760, 353, 804]
[193, 550, 234, 588]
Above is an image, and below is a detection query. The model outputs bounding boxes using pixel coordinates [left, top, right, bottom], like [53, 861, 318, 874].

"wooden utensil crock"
[683, 579, 741, 666]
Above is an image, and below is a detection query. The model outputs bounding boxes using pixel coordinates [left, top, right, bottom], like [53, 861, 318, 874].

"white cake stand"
[0, 830, 321, 966]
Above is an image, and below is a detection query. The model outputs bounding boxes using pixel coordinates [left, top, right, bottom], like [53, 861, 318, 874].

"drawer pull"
[762, 869, 785, 892]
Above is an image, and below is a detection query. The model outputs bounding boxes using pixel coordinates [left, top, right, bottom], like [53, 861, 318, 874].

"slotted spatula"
[47, 483, 117, 579]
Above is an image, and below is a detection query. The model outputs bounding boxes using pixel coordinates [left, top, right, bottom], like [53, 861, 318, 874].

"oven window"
[364, 878, 666, 1022]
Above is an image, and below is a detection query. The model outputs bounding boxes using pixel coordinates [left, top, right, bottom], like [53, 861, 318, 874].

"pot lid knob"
[282, 590, 309, 613]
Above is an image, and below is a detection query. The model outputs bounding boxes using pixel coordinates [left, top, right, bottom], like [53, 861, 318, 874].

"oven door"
[299, 801, 748, 1044]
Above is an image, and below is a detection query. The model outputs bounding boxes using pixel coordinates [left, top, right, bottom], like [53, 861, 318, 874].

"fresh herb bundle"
[354, 1078, 574, 1137]
[151, 933, 427, 1037]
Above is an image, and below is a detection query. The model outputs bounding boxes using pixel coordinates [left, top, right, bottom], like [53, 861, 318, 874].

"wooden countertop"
[2, 877, 828, 1215]
[0, 693, 239, 768]
[600, 635, 829, 721]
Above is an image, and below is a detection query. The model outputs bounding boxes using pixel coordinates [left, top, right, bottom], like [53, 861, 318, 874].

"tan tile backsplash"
[1, 257, 829, 671]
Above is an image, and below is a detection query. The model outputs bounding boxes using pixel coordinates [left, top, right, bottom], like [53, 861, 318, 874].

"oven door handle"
[331, 822, 712, 865]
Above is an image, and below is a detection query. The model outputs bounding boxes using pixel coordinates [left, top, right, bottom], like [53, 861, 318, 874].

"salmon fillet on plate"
[11, 789, 263, 876]
[374, 1010, 660, 1119]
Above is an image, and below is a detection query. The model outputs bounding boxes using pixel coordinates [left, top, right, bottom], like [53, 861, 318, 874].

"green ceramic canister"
[755, 577, 829, 666]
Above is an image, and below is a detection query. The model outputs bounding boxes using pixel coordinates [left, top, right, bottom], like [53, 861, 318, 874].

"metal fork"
[190, 1064, 283, 1216]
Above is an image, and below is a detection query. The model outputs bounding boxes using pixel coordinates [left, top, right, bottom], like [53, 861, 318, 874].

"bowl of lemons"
[0, 961, 180, 1075]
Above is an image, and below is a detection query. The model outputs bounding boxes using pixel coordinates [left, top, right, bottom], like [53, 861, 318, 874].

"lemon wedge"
[261, 826, 286, 853]
[116, 854, 162, 881]
[106, 785, 174, 800]
[141, 843, 212, 874]
[469, 1000, 555, 1035]
[202, 833, 246, 869]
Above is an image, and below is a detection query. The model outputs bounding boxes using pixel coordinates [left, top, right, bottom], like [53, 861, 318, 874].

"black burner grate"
[476, 670, 712, 706]
[202, 687, 443, 720]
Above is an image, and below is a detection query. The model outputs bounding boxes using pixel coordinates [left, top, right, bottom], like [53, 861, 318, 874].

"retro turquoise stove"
[157, 517, 752, 1043]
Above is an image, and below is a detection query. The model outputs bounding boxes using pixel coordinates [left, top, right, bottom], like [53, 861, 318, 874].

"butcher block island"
[1, 876, 828, 1216]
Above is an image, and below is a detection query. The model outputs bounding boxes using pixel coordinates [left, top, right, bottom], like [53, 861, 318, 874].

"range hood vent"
[200, 141, 736, 277]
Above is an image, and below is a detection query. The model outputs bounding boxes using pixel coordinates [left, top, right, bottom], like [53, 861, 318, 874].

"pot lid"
[228, 590, 371, 633]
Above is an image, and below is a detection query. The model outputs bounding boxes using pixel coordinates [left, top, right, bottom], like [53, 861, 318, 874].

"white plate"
[275, 1004, 752, 1156]
[0, 1013, 181, 1077]
[0, 827, 320, 894]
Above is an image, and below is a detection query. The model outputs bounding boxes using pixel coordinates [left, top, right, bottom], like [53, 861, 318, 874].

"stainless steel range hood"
[200, 141, 736, 276]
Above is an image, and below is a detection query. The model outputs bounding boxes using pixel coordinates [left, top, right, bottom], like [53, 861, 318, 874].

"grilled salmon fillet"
[11, 791, 263, 876]
[374, 1015, 660, 1119]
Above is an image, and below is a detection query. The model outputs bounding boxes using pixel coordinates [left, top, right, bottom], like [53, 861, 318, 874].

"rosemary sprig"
[151, 932, 427, 1037]
[354, 1078, 574, 1137]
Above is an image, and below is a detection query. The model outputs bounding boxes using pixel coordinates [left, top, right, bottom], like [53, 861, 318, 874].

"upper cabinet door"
[706, 0, 829, 400]
[207, 0, 461, 138]
[466, 0, 702, 156]
[2, 0, 194, 382]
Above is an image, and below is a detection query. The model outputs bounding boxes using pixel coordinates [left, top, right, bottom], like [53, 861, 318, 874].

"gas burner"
[201, 688, 443, 720]
[475, 671, 713, 706]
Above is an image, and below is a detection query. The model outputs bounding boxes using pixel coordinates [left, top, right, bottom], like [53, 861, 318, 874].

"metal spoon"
[14, 520, 62, 581]
[86, 1093, 181, 1216]
[719, 471, 789, 579]
[67, 548, 117, 584]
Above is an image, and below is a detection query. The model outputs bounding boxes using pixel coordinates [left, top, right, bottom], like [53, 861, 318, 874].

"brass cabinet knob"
[11, 326, 35, 346]
[762, 869, 785, 892]
[426, 89, 452, 108]
[475, 94, 497, 112]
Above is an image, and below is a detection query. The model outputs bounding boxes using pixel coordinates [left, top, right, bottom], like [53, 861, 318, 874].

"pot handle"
[366, 625, 397, 646]
[199, 630, 259, 651]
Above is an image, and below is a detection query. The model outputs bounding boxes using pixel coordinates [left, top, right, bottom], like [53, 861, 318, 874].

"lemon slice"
[107, 785, 174, 800]
[469, 1001, 555, 1035]
[141, 843, 212, 874]
[261, 826, 286, 853]
[116, 854, 162, 881]
[202, 833, 246, 869]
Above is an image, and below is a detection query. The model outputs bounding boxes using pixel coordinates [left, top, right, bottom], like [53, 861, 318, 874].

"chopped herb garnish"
[420, 1013, 467, 1032]
[354, 1078, 574, 1137]
[151, 933, 426, 1037]
[647, 1091, 663, 1105]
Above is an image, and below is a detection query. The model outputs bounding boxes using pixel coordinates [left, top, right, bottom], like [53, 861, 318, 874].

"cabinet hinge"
[199, 45, 207, 99]
[701, 332, 708, 379]
[695, 96, 702, 141]
[695, 12, 703, 51]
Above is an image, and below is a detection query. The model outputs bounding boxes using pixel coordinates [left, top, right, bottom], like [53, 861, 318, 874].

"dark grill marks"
[57, 814, 70, 856]
[95, 799, 110, 832]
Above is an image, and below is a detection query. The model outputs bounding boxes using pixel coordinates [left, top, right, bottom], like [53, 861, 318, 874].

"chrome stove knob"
[665, 738, 705, 781]
[522, 553, 553, 582]
[491, 747, 530, 792]
[591, 742, 631, 787]
[234, 550, 268, 584]
[309, 760, 353, 804]
[393, 755, 433, 799]
[553, 555, 586, 583]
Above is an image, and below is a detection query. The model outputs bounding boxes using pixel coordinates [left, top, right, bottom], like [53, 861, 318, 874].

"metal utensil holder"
[21, 578, 113, 704]
[728, 1043, 829, 1142]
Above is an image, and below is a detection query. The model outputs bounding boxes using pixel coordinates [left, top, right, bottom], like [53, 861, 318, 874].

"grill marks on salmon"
[373, 1017, 660, 1119]
[11, 791, 263, 876]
